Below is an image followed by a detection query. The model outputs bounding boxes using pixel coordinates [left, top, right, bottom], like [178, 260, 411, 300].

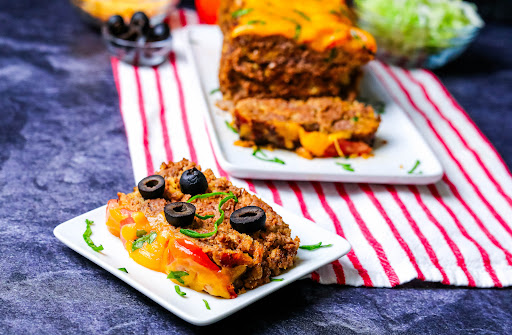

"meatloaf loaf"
[106, 159, 300, 298]
[218, 0, 376, 102]
[230, 97, 381, 158]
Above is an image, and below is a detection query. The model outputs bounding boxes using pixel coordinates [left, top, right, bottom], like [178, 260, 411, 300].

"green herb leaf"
[225, 120, 238, 134]
[271, 278, 284, 282]
[195, 213, 215, 220]
[299, 242, 333, 250]
[118, 267, 128, 273]
[167, 271, 189, 284]
[352, 116, 359, 122]
[293, 9, 311, 21]
[336, 162, 355, 172]
[182, 192, 238, 239]
[247, 20, 266, 25]
[203, 299, 211, 310]
[232, 8, 253, 18]
[294, 24, 302, 40]
[83, 219, 104, 252]
[180, 228, 217, 238]
[209, 88, 220, 95]
[175, 285, 186, 297]
[187, 191, 232, 203]
[252, 147, 285, 165]
[136, 229, 147, 238]
[408, 160, 421, 174]
[132, 231, 158, 251]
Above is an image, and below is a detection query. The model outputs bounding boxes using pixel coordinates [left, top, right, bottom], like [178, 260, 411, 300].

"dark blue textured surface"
[0, 1, 511, 334]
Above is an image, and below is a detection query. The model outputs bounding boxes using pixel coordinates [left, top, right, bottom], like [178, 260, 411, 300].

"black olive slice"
[179, 167, 208, 196]
[164, 202, 196, 227]
[230, 206, 266, 234]
[138, 175, 165, 199]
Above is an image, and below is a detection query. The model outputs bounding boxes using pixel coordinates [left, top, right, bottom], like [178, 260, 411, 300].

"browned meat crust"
[117, 159, 300, 291]
[218, 1, 374, 102]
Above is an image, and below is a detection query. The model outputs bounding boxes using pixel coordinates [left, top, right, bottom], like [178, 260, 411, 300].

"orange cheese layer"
[238, 122, 372, 157]
[230, 0, 376, 53]
[106, 200, 240, 298]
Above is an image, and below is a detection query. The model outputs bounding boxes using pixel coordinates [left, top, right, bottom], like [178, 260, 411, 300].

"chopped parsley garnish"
[167, 271, 189, 284]
[282, 17, 301, 40]
[209, 88, 220, 95]
[293, 9, 311, 21]
[203, 299, 211, 310]
[118, 268, 128, 273]
[181, 192, 238, 238]
[299, 242, 333, 250]
[294, 24, 302, 40]
[195, 213, 215, 220]
[225, 120, 238, 134]
[175, 285, 186, 297]
[83, 219, 104, 252]
[271, 278, 284, 282]
[232, 8, 253, 18]
[247, 20, 266, 25]
[131, 231, 157, 251]
[408, 160, 421, 174]
[329, 9, 340, 16]
[136, 229, 147, 238]
[352, 116, 359, 122]
[252, 147, 285, 165]
[336, 162, 355, 172]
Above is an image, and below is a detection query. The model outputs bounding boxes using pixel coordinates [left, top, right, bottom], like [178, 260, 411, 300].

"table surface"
[1, 1, 511, 334]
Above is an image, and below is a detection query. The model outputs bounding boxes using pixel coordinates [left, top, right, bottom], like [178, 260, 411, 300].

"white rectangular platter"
[54, 204, 351, 326]
[184, 25, 443, 184]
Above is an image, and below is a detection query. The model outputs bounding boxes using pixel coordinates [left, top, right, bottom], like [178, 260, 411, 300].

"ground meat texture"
[230, 97, 380, 155]
[217, 1, 375, 102]
[116, 159, 300, 292]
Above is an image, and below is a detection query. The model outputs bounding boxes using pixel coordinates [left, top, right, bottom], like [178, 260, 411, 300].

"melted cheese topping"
[230, 0, 376, 53]
[107, 202, 239, 299]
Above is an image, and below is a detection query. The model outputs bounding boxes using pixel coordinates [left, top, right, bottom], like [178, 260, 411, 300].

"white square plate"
[54, 203, 351, 326]
[184, 26, 443, 184]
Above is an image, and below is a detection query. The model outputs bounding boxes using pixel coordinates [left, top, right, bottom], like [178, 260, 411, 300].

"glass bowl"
[355, 1, 484, 69]
[102, 25, 173, 66]
[71, 0, 179, 27]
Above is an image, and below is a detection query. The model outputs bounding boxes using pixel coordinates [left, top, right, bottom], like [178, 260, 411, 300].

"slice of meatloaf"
[230, 97, 381, 157]
[108, 159, 300, 295]
[218, 0, 376, 102]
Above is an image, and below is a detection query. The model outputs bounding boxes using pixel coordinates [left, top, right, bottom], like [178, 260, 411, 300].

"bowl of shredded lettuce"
[354, 0, 484, 68]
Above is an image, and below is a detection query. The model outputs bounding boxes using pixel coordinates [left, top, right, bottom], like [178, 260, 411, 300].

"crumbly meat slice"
[117, 159, 300, 290]
[218, 0, 375, 102]
[231, 96, 380, 145]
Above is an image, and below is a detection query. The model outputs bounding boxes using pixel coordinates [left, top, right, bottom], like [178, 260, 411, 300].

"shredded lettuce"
[355, 0, 483, 51]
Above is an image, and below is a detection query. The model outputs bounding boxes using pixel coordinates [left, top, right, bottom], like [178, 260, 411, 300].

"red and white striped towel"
[110, 9, 512, 288]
